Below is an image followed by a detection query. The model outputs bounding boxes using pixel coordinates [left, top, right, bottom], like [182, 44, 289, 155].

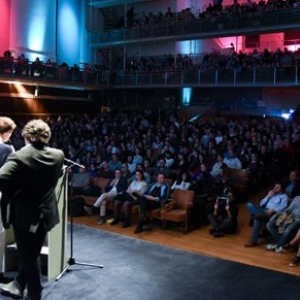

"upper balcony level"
[89, 7, 300, 48]
[1, 57, 299, 92]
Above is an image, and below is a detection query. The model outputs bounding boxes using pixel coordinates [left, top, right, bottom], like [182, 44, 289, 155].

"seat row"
[74, 169, 250, 233]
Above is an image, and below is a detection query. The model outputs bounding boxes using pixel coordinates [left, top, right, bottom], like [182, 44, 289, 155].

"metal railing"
[89, 8, 300, 47]
[1, 60, 299, 88]
[108, 67, 299, 87]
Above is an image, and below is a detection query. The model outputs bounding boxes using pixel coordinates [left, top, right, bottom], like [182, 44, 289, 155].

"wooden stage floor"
[73, 190, 300, 277]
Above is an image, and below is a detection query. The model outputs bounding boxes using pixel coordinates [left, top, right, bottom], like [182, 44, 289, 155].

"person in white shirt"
[224, 149, 242, 169]
[171, 171, 191, 191]
[210, 154, 227, 178]
[126, 154, 137, 174]
[215, 130, 223, 146]
[111, 170, 148, 228]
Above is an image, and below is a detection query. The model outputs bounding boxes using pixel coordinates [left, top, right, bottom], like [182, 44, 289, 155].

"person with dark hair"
[111, 169, 147, 228]
[134, 173, 170, 234]
[0, 116, 16, 283]
[245, 183, 288, 247]
[153, 157, 170, 178]
[171, 171, 191, 191]
[208, 187, 239, 237]
[283, 170, 300, 200]
[0, 119, 65, 300]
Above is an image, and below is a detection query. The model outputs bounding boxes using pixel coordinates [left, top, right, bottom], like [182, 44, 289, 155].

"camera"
[216, 196, 228, 204]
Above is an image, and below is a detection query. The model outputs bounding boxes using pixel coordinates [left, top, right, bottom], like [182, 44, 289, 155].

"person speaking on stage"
[0, 116, 16, 284]
[0, 119, 65, 300]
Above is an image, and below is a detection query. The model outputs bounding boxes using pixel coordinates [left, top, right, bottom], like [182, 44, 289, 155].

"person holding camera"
[207, 187, 239, 237]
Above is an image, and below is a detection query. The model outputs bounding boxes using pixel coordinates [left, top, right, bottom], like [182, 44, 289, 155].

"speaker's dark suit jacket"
[0, 143, 65, 232]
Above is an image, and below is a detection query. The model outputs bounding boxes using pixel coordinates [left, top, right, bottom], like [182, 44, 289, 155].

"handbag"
[161, 200, 177, 212]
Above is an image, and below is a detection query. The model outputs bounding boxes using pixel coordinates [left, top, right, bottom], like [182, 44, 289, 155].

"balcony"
[89, 8, 300, 48]
[108, 66, 300, 88]
[0, 60, 299, 90]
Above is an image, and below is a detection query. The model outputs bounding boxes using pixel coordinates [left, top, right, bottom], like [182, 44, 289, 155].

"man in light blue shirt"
[245, 183, 288, 247]
[223, 149, 242, 169]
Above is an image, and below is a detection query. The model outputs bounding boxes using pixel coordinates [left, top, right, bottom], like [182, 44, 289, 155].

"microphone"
[64, 158, 85, 169]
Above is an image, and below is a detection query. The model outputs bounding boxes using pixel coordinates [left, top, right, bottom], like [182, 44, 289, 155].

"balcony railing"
[108, 67, 300, 87]
[89, 8, 300, 47]
[1, 60, 299, 88]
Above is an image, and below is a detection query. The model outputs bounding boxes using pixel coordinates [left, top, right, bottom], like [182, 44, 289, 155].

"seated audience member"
[283, 228, 300, 267]
[153, 158, 170, 178]
[111, 169, 148, 228]
[171, 171, 191, 191]
[224, 149, 242, 169]
[108, 154, 122, 171]
[85, 169, 127, 225]
[283, 170, 300, 200]
[208, 187, 239, 237]
[70, 165, 90, 196]
[266, 195, 300, 252]
[133, 147, 144, 165]
[245, 183, 288, 247]
[97, 160, 114, 178]
[30, 56, 43, 76]
[144, 148, 156, 166]
[128, 163, 151, 184]
[210, 154, 228, 179]
[88, 163, 98, 177]
[163, 150, 175, 168]
[172, 152, 189, 176]
[134, 173, 170, 234]
[126, 154, 137, 174]
[143, 158, 155, 178]
[120, 162, 133, 182]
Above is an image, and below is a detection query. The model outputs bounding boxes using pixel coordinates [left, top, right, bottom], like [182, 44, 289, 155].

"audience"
[4, 107, 300, 263]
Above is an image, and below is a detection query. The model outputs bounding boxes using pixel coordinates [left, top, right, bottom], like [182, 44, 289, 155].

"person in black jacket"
[283, 170, 300, 200]
[207, 187, 239, 237]
[0, 116, 16, 284]
[0, 119, 65, 300]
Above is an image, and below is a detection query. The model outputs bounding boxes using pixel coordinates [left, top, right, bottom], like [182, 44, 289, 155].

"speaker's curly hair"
[22, 119, 51, 144]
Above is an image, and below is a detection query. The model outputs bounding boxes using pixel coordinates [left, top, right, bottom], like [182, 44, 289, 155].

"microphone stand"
[56, 158, 103, 281]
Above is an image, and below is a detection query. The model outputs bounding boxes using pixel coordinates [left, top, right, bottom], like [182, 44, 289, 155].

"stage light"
[34, 86, 39, 98]
[57, 2, 80, 64]
[28, 2, 47, 54]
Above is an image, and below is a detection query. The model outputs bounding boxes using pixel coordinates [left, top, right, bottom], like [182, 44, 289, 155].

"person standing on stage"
[0, 116, 16, 284]
[0, 119, 64, 300]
